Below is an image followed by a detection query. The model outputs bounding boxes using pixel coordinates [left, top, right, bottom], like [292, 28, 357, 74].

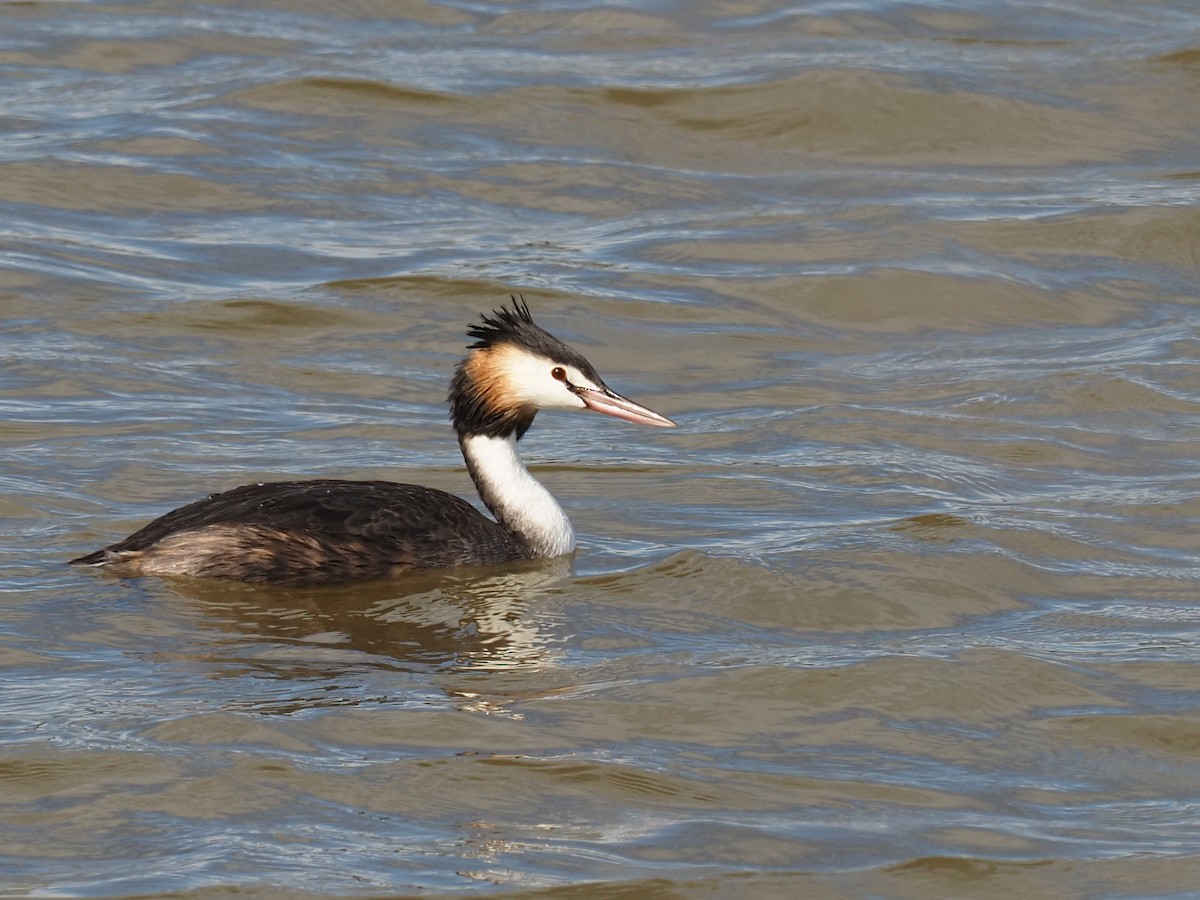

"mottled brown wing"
[71, 479, 527, 578]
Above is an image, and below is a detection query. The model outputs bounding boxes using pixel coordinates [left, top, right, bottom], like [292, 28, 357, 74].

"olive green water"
[3, 1, 1200, 897]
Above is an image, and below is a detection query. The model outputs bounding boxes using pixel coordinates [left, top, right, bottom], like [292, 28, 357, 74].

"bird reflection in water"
[153, 558, 574, 713]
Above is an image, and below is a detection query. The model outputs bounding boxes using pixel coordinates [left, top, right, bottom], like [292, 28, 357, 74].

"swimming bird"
[69, 299, 675, 584]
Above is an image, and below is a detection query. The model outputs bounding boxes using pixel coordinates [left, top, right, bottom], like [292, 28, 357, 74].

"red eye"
[551, 367, 567, 381]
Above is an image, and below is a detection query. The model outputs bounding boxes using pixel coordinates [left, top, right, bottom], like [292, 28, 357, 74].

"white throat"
[459, 433, 575, 559]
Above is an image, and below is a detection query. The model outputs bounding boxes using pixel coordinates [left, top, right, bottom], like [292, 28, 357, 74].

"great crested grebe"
[69, 299, 675, 585]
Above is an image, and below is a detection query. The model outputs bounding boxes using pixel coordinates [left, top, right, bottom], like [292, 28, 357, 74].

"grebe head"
[450, 297, 676, 439]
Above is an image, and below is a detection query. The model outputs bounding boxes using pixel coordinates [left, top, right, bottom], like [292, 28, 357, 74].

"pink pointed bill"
[579, 388, 676, 427]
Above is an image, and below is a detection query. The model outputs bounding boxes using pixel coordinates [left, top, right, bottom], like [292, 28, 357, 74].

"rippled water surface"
[4, 0, 1200, 896]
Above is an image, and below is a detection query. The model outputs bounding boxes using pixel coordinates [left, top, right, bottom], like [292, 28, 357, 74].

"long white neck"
[459, 433, 575, 558]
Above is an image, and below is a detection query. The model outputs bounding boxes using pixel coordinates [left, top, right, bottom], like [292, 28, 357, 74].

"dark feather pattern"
[467, 295, 538, 349]
[70, 480, 527, 584]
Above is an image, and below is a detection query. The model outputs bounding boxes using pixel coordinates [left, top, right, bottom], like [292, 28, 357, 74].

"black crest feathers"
[467, 295, 537, 350]
[450, 295, 604, 440]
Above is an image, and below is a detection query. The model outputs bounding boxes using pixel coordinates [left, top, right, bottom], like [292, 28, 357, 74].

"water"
[3, 0, 1200, 896]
